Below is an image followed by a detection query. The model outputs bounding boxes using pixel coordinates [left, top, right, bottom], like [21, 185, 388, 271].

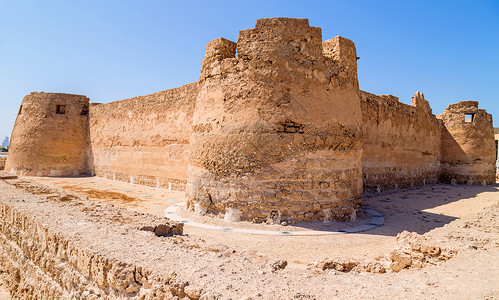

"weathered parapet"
[187, 18, 363, 223]
[360, 91, 442, 193]
[437, 101, 496, 184]
[5, 93, 91, 176]
[322, 36, 359, 90]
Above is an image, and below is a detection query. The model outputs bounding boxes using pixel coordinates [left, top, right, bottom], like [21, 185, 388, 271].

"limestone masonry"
[5, 18, 496, 223]
[0, 157, 6, 170]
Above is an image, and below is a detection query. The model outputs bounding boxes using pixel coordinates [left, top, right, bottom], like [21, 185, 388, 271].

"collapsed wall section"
[0, 179, 190, 299]
[5, 93, 91, 176]
[89, 82, 198, 190]
[187, 18, 363, 223]
[360, 91, 442, 193]
[437, 101, 496, 184]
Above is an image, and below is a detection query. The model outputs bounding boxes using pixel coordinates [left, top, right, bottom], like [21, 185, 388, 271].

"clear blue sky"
[1, 0, 498, 140]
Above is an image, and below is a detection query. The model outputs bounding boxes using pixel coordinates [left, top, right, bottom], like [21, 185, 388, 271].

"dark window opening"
[18, 105, 22, 115]
[80, 105, 89, 116]
[464, 113, 474, 123]
[495, 140, 498, 160]
[277, 120, 304, 134]
[56, 104, 66, 115]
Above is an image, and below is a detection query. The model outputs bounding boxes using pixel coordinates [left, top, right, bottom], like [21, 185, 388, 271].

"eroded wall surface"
[5, 93, 91, 176]
[0, 180, 188, 299]
[360, 91, 442, 193]
[187, 18, 363, 223]
[438, 101, 496, 184]
[89, 83, 198, 190]
[5, 18, 496, 228]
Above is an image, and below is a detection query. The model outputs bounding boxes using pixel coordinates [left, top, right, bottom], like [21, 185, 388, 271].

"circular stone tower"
[438, 101, 496, 184]
[6, 92, 92, 176]
[187, 18, 363, 224]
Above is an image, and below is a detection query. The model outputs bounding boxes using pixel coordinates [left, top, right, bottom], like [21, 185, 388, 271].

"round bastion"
[5, 92, 92, 177]
[186, 18, 364, 224]
[437, 101, 496, 184]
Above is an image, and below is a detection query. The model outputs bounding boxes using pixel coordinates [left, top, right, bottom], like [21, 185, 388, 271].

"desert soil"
[1, 175, 498, 299]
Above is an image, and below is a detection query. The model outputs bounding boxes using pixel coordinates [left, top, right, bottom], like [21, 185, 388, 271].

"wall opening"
[495, 140, 498, 160]
[18, 105, 22, 115]
[80, 105, 89, 116]
[56, 105, 66, 115]
[464, 113, 474, 123]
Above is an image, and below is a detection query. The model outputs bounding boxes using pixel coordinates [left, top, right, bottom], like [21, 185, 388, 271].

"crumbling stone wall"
[0, 180, 189, 299]
[0, 157, 5, 170]
[360, 91, 442, 193]
[438, 101, 496, 184]
[187, 18, 363, 223]
[6, 93, 91, 176]
[89, 83, 198, 190]
[5, 18, 497, 224]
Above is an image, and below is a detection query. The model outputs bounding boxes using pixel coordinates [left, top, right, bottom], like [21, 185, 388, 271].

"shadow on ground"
[357, 183, 499, 236]
[281, 183, 499, 237]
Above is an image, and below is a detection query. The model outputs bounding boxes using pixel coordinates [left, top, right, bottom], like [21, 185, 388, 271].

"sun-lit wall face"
[5, 92, 91, 176]
[187, 18, 363, 224]
[360, 91, 442, 194]
[438, 102, 496, 185]
[88, 82, 199, 191]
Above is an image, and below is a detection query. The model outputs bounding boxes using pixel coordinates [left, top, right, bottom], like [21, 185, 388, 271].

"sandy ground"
[1, 175, 498, 299]
[29, 176, 499, 265]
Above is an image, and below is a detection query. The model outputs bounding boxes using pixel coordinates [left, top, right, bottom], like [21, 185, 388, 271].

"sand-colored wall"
[5, 93, 91, 176]
[0, 157, 6, 170]
[4, 18, 496, 227]
[360, 91, 442, 193]
[438, 101, 496, 184]
[89, 82, 198, 190]
[187, 18, 363, 223]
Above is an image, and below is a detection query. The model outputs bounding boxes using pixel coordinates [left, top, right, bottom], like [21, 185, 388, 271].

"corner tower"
[6, 92, 92, 176]
[437, 101, 496, 184]
[187, 18, 363, 223]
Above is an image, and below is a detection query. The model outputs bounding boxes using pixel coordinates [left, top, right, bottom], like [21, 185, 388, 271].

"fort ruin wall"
[5, 18, 496, 225]
[89, 82, 198, 190]
[0, 157, 5, 170]
[187, 18, 363, 223]
[437, 101, 496, 184]
[360, 91, 442, 193]
[5, 93, 91, 177]
[0, 180, 193, 299]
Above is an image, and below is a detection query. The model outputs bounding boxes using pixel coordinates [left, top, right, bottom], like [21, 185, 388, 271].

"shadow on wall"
[440, 125, 469, 184]
[86, 107, 96, 176]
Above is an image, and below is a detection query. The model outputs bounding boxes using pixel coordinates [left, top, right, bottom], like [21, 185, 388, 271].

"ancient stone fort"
[5, 18, 496, 224]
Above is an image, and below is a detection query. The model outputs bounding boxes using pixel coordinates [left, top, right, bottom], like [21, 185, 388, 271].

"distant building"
[1, 136, 8, 148]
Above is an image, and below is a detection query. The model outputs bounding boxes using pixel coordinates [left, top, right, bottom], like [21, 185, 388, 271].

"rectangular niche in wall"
[56, 104, 66, 115]
[464, 113, 474, 123]
[80, 105, 89, 116]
